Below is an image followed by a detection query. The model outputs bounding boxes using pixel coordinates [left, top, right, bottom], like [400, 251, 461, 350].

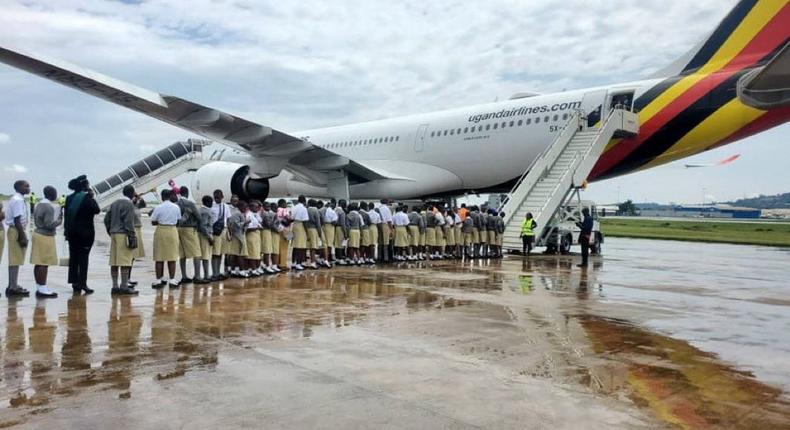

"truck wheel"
[591, 233, 603, 255]
[560, 234, 572, 255]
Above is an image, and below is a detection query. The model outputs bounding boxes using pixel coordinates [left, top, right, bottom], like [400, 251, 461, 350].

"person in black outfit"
[576, 208, 593, 268]
[64, 175, 100, 294]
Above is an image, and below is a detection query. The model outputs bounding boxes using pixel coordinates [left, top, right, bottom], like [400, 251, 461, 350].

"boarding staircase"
[500, 107, 639, 251]
[93, 139, 212, 209]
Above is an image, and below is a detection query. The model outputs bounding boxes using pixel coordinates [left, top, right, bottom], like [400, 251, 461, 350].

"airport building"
[640, 204, 762, 219]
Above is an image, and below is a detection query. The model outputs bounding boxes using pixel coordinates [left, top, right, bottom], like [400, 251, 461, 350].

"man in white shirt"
[5, 180, 31, 296]
[150, 189, 182, 288]
[378, 199, 393, 263]
[290, 195, 309, 270]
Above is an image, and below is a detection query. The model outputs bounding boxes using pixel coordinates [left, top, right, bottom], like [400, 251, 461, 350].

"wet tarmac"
[0, 225, 789, 429]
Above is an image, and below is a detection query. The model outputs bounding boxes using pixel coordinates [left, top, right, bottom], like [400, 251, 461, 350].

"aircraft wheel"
[559, 234, 572, 255]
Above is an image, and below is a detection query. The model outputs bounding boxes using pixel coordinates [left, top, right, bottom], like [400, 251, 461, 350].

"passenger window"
[509, 121, 514, 127]
[517, 120, 523, 126]
[553, 114, 558, 121]
[544, 116, 550, 122]
[463, 127, 468, 133]
[478, 125, 483, 131]
[501, 122, 506, 128]
[485, 124, 490, 130]
[443, 130, 448, 136]
[396, 136, 399, 141]
[493, 123, 498, 129]
[526, 118, 531, 125]
[563, 113, 569, 120]
[457, 128, 461, 134]
[430, 131, 435, 137]
[535, 117, 540, 123]
[450, 129, 454, 135]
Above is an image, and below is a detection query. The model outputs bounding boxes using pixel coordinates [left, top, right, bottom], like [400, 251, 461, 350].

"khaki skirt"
[226, 235, 248, 257]
[334, 225, 345, 248]
[488, 230, 497, 244]
[361, 228, 372, 247]
[437, 226, 446, 247]
[348, 229, 361, 248]
[419, 231, 427, 247]
[464, 232, 474, 246]
[7, 228, 27, 266]
[408, 226, 420, 247]
[394, 226, 409, 247]
[271, 231, 280, 255]
[212, 229, 226, 256]
[109, 233, 134, 267]
[446, 227, 456, 246]
[370, 224, 379, 246]
[199, 235, 213, 260]
[307, 227, 321, 250]
[31, 231, 58, 266]
[134, 226, 145, 258]
[379, 223, 391, 245]
[479, 229, 488, 244]
[246, 230, 262, 258]
[260, 229, 273, 255]
[178, 227, 201, 259]
[153, 225, 180, 262]
[472, 228, 480, 243]
[323, 224, 335, 249]
[292, 221, 308, 249]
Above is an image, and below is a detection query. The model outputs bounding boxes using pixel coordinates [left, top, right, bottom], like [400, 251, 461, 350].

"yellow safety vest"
[521, 218, 535, 236]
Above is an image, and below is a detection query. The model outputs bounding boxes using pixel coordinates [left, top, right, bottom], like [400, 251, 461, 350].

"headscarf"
[65, 175, 89, 238]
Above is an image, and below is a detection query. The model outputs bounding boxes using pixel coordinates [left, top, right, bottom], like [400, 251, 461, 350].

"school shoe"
[168, 280, 181, 288]
[306, 262, 317, 270]
[127, 280, 139, 287]
[322, 260, 332, 269]
[272, 265, 282, 273]
[194, 278, 210, 284]
[112, 286, 139, 295]
[293, 264, 305, 271]
[179, 278, 193, 285]
[6, 286, 30, 297]
[35, 287, 58, 298]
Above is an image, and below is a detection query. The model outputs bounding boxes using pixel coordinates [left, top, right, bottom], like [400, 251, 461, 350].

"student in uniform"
[291, 195, 309, 271]
[306, 199, 329, 268]
[445, 208, 457, 259]
[378, 198, 393, 263]
[259, 202, 276, 274]
[462, 211, 474, 258]
[479, 208, 490, 258]
[245, 200, 263, 276]
[5, 180, 31, 297]
[227, 200, 250, 277]
[31, 186, 62, 298]
[424, 205, 436, 259]
[150, 189, 181, 289]
[367, 203, 381, 263]
[275, 198, 292, 269]
[419, 207, 428, 260]
[487, 209, 499, 258]
[496, 211, 506, 258]
[407, 205, 421, 261]
[103, 185, 139, 296]
[128, 194, 146, 287]
[175, 186, 202, 284]
[392, 205, 410, 261]
[432, 207, 446, 260]
[321, 199, 338, 263]
[334, 199, 348, 265]
[359, 202, 373, 264]
[195, 195, 215, 283]
[209, 190, 231, 281]
[453, 208, 463, 258]
[221, 194, 240, 276]
[0, 201, 5, 270]
[64, 175, 101, 294]
[345, 203, 363, 265]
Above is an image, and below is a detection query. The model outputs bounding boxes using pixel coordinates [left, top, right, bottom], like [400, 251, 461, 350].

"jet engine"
[193, 161, 270, 201]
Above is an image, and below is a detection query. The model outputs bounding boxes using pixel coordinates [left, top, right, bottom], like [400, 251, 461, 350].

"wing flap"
[738, 41, 790, 109]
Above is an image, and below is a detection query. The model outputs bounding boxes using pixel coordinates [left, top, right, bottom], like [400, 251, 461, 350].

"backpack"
[212, 204, 225, 235]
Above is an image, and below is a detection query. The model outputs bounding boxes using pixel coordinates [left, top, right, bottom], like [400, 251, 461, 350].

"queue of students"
[3, 176, 511, 298]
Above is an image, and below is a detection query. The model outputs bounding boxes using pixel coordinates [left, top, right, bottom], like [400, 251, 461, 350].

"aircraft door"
[580, 89, 608, 127]
[413, 123, 429, 152]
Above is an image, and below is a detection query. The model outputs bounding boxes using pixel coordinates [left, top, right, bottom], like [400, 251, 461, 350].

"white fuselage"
[216, 79, 658, 199]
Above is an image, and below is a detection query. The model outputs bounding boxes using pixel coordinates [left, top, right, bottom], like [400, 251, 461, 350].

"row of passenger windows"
[430, 112, 570, 137]
[324, 135, 400, 149]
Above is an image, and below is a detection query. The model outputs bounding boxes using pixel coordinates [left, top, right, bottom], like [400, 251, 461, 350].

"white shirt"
[292, 203, 309, 221]
[247, 211, 262, 228]
[368, 209, 381, 225]
[446, 215, 454, 226]
[434, 212, 446, 226]
[4, 193, 27, 228]
[323, 206, 338, 223]
[378, 204, 393, 223]
[393, 211, 410, 226]
[210, 202, 232, 224]
[454, 214, 462, 224]
[151, 201, 181, 226]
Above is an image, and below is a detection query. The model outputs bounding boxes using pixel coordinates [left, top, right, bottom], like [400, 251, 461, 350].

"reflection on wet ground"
[0, 231, 789, 429]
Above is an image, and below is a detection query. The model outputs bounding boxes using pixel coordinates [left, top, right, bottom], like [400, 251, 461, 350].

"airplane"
[1, 0, 789, 203]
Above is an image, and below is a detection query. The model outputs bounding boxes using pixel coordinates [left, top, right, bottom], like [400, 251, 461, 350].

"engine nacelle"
[193, 161, 270, 201]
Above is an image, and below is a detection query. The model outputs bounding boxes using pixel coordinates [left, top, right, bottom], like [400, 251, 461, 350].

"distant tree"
[618, 199, 638, 216]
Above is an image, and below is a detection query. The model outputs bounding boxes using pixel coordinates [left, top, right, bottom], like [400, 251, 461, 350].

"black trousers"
[579, 234, 590, 266]
[521, 235, 534, 254]
[68, 240, 93, 287]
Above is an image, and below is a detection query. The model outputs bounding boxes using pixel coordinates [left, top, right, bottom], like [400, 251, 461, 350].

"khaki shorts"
[334, 226, 345, 248]
[31, 231, 58, 266]
[472, 228, 479, 243]
[463, 232, 474, 246]
[178, 227, 201, 259]
[348, 229, 361, 248]
[153, 225, 180, 262]
[479, 229, 488, 244]
[323, 224, 335, 249]
[109, 233, 134, 267]
[488, 230, 497, 244]
[246, 230, 261, 259]
[361, 228, 371, 247]
[307, 227, 321, 250]
[199, 235, 212, 260]
[292, 221, 308, 249]
[380, 223, 391, 245]
[260, 229, 273, 255]
[394, 226, 409, 247]
[408, 225, 420, 247]
[134, 226, 145, 258]
[7, 228, 27, 266]
[212, 230, 226, 256]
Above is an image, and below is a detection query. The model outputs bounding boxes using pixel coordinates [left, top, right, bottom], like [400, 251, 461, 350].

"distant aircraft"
[684, 154, 741, 168]
[1, 0, 789, 201]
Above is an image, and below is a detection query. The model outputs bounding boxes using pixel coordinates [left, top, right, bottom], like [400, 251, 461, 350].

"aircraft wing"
[0, 45, 386, 181]
[738, 41, 790, 109]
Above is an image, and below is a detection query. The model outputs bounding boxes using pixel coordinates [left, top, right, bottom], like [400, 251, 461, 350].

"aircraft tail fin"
[651, 0, 790, 78]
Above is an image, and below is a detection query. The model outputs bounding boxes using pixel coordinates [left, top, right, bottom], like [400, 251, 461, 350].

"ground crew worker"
[209, 190, 231, 281]
[29, 191, 39, 215]
[5, 180, 31, 297]
[104, 184, 138, 295]
[175, 186, 201, 284]
[520, 212, 537, 256]
[291, 195, 309, 271]
[196, 195, 215, 283]
[576, 208, 593, 268]
[407, 205, 422, 261]
[31, 186, 62, 298]
[378, 198, 393, 263]
[393, 205, 410, 261]
[367, 203, 381, 263]
[346, 202, 363, 265]
[150, 189, 181, 288]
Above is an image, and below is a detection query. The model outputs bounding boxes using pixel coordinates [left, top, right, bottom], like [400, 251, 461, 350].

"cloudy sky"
[1, 0, 787, 204]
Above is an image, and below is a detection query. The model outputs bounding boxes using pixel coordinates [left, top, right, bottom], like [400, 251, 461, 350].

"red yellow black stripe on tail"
[590, 0, 790, 181]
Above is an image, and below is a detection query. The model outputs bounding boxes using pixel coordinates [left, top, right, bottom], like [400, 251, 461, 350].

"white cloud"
[3, 164, 28, 173]
[0, 132, 9, 144]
